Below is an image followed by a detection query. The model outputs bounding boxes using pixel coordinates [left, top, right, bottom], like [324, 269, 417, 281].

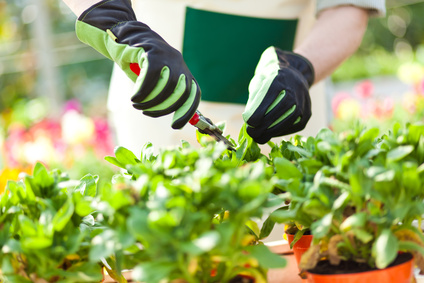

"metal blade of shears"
[189, 110, 236, 151]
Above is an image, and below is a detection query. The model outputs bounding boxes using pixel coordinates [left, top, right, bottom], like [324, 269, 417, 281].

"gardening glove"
[75, 0, 201, 129]
[242, 46, 314, 144]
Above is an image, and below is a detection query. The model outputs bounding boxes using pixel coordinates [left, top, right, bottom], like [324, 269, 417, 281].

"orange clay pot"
[306, 254, 414, 283]
[286, 234, 313, 265]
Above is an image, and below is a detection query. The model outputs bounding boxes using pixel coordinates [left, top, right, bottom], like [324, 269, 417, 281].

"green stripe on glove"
[242, 46, 314, 144]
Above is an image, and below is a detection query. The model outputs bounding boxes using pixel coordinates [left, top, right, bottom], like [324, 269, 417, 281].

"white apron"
[107, 0, 327, 155]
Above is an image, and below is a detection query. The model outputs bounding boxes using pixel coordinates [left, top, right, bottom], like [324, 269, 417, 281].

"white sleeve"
[316, 0, 386, 17]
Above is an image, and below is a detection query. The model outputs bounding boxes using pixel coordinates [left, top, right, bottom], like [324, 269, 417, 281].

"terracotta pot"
[306, 254, 414, 283]
[286, 234, 313, 265]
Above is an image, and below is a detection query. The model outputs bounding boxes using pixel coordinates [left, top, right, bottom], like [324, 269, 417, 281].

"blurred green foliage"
[332, 1, 424, 82]
[0, 0, 113, 113]
[2, 1, 424, 108]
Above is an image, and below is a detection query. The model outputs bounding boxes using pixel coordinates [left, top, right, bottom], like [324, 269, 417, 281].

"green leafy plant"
[264, 128, 352, 246]
[91, 132, 285, 283]
[269, 123, 424, 274]
[0, 162, 103, 282]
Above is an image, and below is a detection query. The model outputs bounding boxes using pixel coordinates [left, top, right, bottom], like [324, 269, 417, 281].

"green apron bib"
[182, 7, 298, 105]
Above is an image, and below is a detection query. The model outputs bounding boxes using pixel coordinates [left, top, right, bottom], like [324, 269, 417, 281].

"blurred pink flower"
[355, 80, 374, 99]
[421, 79, 424, 95]
[335, 98, 361, 120]
[402, 93, 417, 113]
[360, 102, 374, 119]
[370, 97, 395, 120]
[331, 92, 351, 115]
[92, 118, 114, 156]
[63, 99, 82, 113]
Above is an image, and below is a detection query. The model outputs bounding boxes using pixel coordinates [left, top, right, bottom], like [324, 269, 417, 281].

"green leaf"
[104, 156, 124, 169]
[182, 231, 220, 255]
[132, 262, 175, 283]
[387, 145, 414, 162]
[141, 142, 155, 162]
[245, 244, 286, 269]
[236, 138, 248, 162]
[358, 127, 379, 144]
[270, 207, 294, 224]
[33, 162, 54, 189]
[353, 229, 373, 244]
[408, 124, 424, 144]
[2, 239, 22, 254]
[21, 236, 52, 250]
[287, 144, 312, 158]
[75, 174, 98, 197]
[114, 146, 140, 166]
[89, 230, 117, 261]
[372, 229, 398, 269]
[1, 273, 33, 283]
[302, 199, 327, 218]
[52, 197, 75, 231]
[245, 220, 260, 238]
[74, 194, 94, 216]
[290, 229, 306, 249]
[332, 191, 350, 211]
[273, 157, 302, 180]
[398, 240, 424, 256]
[340, 212, 366, 232]
[311, 213, 333, 239]
[55, 262, 103, 282]
[259, 216, 276, 240]
[18, 215, 37, 236]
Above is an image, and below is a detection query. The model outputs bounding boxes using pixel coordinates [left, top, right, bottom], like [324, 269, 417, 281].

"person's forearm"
[295, 6, 369, 84]
[62, 0, 102, 17]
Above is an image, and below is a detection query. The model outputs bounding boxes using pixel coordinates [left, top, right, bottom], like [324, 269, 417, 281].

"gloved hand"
[242, 46, 314, 144]
[75, 0, 200, 129]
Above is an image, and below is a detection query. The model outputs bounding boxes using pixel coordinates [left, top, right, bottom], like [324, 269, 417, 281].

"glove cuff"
[276, 49, 315, 88]
[78, 0, 137, 30]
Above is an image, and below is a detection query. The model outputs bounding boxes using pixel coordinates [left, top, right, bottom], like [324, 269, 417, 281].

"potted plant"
[271, 123, 424, 282]
[0, 162, 104, 282]
[265, 128, 348, 264]
[89, 129, 286, 283]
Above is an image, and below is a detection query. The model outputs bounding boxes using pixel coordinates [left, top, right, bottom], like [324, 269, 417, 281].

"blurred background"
[1, 0, 424, 188]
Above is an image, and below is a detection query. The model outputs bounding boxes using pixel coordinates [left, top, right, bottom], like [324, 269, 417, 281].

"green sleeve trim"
[76, 21, 113, 61]
[75, 20, 142, 82]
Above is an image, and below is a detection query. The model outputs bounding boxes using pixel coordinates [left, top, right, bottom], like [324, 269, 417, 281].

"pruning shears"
[129, 63, 235, 151]
[189, 110, 236, 151]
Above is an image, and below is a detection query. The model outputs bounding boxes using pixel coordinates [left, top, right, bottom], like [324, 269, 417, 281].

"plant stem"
[178, 254, 196, 283]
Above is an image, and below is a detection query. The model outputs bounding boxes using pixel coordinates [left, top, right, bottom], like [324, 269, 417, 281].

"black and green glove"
[242, 46, 314, 144]
[75, 0, 201, 129]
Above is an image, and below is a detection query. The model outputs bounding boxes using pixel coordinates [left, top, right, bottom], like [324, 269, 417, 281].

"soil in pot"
[229, 275, 255, 283]
[306, 253, 414, 283]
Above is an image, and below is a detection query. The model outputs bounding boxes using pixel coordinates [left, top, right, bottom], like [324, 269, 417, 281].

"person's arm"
[242, 5, 375, 144]
[62, 0, 101, 17]
[63, 0, 201, 130]
[294, 6, 369, 83]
